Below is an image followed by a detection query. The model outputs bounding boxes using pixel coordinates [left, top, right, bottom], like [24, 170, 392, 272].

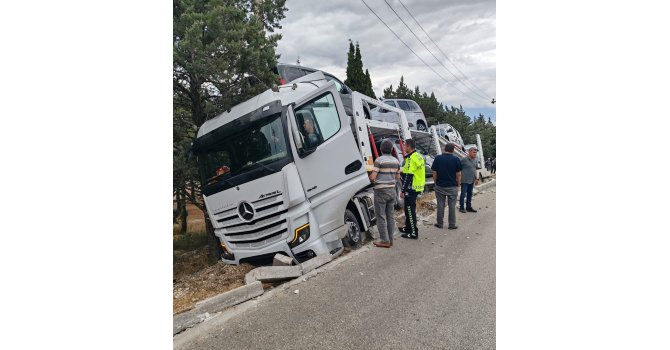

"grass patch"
[173, 219, 206, 235]
[173, 232, 209, 251]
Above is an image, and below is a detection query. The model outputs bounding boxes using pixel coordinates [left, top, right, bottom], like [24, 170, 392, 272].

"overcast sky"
[275, 0, 496, 122]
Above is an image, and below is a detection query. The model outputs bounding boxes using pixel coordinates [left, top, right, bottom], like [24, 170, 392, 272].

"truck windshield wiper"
[208, 174, 235, 188]
[240, 162, 276, 174]
[258, 163, 276, 172]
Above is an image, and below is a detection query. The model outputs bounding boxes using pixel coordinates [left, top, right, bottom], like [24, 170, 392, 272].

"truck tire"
[394, 180, 404, 210]
[343, 209, 363, 248]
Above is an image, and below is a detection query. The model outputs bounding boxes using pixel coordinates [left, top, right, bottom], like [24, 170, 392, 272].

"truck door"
[287, 83, 366, 199]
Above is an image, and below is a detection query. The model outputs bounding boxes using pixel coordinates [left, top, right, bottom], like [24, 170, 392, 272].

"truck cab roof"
[197, 72, 329, 138]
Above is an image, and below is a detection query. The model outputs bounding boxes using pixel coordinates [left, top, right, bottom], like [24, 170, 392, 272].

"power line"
[397, 0, 493, 99]
[383, 0, 489, 102]
[359, 0, 478, 104]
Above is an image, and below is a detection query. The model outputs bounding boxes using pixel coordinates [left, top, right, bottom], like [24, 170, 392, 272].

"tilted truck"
[192, 71, 423, 265]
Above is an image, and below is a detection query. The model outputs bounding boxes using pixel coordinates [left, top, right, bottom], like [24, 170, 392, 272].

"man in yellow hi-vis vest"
[399, 139, 425, 239]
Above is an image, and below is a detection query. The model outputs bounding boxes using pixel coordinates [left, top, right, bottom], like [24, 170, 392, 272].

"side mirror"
[299, 145, 317, 157]
[340, 86, 349, 94]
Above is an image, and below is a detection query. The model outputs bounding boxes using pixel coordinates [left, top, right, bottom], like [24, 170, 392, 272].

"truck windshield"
[198, 113, 290, 195]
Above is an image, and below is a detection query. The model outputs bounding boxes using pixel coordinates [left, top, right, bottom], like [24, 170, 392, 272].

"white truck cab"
[193, 72, 412, 265]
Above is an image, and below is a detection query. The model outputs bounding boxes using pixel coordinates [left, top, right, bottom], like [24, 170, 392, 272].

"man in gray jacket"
[459, 146, 480, 213]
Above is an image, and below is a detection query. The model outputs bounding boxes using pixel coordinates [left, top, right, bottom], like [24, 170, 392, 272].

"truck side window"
[384, 100, 397, 107]
[294, 93, 341, 148]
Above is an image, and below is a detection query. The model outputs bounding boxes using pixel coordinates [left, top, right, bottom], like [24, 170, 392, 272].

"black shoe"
[398, 227, 407, 233]
[466, 207, 477, 213]
[448, 226, 458, 230]
[434, 224, 443, 229]
[459, 208, 466, 213]
[401, 233, 411, 239]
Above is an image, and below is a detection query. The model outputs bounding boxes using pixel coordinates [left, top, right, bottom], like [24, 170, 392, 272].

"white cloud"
[276, 0, 495, 109]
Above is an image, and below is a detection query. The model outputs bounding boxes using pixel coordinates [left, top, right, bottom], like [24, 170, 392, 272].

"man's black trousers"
[404, 190, 419, 237]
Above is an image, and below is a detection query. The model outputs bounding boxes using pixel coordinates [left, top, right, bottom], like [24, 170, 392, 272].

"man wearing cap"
[459, 146, 480, 213]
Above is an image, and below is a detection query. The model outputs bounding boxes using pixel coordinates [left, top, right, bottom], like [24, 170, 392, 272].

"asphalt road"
[175, 187, 496, 350]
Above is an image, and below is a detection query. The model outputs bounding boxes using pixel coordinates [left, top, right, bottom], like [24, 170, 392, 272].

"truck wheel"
[343, 209, 363, 248]
[394, 181, 404, 210]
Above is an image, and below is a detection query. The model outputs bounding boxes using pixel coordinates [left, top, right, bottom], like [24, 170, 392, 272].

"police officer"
[399, 139, 425, 239]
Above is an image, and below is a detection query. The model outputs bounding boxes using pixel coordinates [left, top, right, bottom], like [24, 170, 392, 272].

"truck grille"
[213, 193, 288, 250]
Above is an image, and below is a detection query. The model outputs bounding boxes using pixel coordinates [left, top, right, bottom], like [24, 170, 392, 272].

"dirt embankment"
[173, 247, 254, 314]
[173, 204, 257, 315]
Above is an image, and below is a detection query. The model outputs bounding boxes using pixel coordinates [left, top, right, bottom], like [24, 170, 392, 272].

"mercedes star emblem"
[238, 201, 255, 222]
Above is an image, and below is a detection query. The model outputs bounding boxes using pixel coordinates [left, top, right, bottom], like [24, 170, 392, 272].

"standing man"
[432, 143, 462, 230]
[399, 139, 425, 240]
[492, 158, 496, 174]
[459, 146, 479, 213]
[369, 140, 401, 248]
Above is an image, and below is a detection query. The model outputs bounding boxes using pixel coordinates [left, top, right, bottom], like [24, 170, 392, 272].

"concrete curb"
[474, 178, 496, 194]
[173, 281, 263, 335]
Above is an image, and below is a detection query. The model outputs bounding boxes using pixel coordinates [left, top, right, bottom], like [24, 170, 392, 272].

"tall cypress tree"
[344, 40, 375, 98]
[365, 69, 376, 98]
[344, 40, 356, 88]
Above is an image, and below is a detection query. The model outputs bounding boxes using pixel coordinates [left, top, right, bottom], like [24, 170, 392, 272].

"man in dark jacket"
[432, 143, 462, 229]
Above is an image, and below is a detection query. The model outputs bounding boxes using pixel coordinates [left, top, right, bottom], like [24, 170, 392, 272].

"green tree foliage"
[344, 40, 376, 98]
[173, 0, 287, 260]
[382, 77, 496, 158]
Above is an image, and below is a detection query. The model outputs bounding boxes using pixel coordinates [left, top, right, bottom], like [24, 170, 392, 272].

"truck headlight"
[289, 223, 310, 248]
[220, 241, 235, 260]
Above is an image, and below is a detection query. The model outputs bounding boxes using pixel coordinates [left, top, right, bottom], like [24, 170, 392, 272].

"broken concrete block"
[245, 265, 302, 284]
[195, 281, 263, 313]
[299, 254, 333, 274]
[173, 309, 207, 335]
[273, 253, 293, 266]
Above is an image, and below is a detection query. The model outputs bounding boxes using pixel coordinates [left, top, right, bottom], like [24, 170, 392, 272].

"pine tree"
[395, 76, 411, 99]
[382, 84, 394, 98]
[174, 0, 287, 261]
